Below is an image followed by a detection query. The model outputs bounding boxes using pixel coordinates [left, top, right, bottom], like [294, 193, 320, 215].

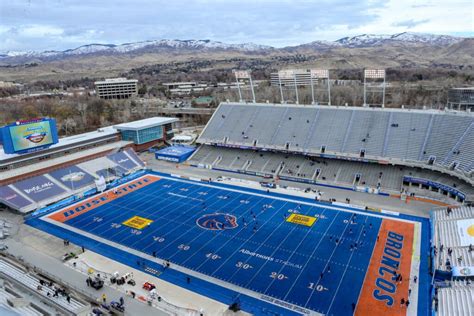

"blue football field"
[29, 172, 430, 315]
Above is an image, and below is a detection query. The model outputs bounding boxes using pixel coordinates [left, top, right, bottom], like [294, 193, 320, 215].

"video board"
[1, 118, 59, 154]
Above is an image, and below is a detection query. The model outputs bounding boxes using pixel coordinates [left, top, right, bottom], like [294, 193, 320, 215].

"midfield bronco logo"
[196, 213, 238, 231]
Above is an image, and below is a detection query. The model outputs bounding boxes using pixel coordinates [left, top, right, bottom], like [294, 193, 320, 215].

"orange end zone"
[48, 175, 161, 223]
[355, 219, 415, 316]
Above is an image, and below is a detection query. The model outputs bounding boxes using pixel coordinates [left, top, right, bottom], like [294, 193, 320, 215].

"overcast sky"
[0, 0, 473, 52]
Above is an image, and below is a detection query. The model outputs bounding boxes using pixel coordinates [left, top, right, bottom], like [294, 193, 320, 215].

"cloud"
[0, 0, 472, 51]
[392, 19, 430, 28]
[18, 25, 64, 37]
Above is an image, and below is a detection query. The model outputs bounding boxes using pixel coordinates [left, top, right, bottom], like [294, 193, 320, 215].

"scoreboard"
[0, 118, 59, 154]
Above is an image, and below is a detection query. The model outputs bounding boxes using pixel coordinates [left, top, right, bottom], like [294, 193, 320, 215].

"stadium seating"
[432, 205, 474, 221]
[124, 148, 146, 167]
[199, 103, 474, 177]
[437, 279, 474, 316]
[430, 206, 473, 316]
[0, 286, 44, 316]
[0, 259, 89, 314]
[0, 148, 146, 213]
[189, 145, 474, 202]
[432, 206, 474, 269]
[77, 157, 118, 178]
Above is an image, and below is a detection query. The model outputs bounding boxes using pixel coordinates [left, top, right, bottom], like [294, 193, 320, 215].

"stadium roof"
[113, 117, 178, 131]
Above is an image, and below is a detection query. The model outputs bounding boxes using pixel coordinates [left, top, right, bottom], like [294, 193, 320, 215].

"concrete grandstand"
[191, 102, 474, 204]
[430, 205, 474, 316]
[0, 148, 146, 213]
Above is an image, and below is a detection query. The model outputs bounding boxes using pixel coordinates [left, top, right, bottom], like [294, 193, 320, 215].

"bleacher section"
[0, 149, 146, 213]
[0, 258, 89, 315]
[432, 206, 474, 269]
[199, 103, 474, 179]
[189, 145, 474, 201]
[437, 280, 473, 316]
[0, 285, 45, 316]
[431, 206, 474, 316]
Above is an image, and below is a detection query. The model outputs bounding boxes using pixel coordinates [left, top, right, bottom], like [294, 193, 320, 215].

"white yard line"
[326, 216, 369, 313]
[40, 172, 424, 316]
[41, 216, 320, 316]
[283, 210, 340, 301]
[44, 173, 419, 226]
[178, 195, 267, 266]
[303, 213, 354, 307]
[196, 201, 288, 273]
[262, 207, 328, 294]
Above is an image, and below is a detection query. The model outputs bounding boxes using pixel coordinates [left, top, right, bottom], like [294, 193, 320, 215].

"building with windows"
[162, 81, 261, 95]
[448, 87, 474, 110]
[114, 117, 178, 151]
[94, 78, 138, 99]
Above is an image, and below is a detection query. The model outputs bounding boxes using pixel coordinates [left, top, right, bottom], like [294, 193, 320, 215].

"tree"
[138, 84, 147, 96]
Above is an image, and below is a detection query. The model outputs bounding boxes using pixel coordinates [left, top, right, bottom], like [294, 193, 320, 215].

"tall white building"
[94, 78, 138, 99]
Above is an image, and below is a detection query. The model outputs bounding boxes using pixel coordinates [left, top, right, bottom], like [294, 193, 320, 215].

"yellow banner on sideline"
[286, 214, 317, 227]
[123, 216, 153, 229]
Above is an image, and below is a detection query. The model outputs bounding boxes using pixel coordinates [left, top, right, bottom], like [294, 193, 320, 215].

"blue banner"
[0, 185, 33, 209]
[403, 176, 466, 199]
[13, 175, 66, 202]
[49, 166, 95, 190]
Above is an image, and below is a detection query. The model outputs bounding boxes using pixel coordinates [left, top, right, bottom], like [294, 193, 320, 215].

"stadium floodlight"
[278, 69, 299, 104]
[364, 69, 385, 79]
[363, 69, 386, 107]
[278, 69, 295, 79]
[309, 69, 331, 105]
[233, 69, 256, 103]
[310, 69, 329, 79]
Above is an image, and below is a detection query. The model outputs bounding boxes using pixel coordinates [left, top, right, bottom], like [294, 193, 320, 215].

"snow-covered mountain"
[283, 40, 342, 51]
[0, 33, 467, 61]
[390, 32, 463, 45]
[335, 32, 463, 47]
[1, 39, 273, 59]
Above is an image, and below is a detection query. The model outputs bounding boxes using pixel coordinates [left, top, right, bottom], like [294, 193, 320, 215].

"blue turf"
[28, 171, 430, 315]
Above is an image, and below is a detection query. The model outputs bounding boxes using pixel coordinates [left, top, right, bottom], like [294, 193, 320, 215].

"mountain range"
[0, 32, 472, 83]
[0, 32, 468, 63]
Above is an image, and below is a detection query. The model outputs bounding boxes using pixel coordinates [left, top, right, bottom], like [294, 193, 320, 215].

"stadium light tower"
[310, 69, 331, 105]
[363, 69, 386, 107]
[233, 70, 256, 103]
[278, 69, 298, 104]
[277, 72, 285, 103]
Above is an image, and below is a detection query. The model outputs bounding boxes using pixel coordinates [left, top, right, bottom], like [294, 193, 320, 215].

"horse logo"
[196, 213, 238, 231]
